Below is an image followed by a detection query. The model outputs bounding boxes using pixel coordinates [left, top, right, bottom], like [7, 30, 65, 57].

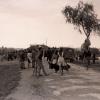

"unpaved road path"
[5, 63, 100, 100]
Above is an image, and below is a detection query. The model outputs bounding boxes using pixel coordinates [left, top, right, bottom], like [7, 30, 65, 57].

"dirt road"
[5, 63, 100, 100]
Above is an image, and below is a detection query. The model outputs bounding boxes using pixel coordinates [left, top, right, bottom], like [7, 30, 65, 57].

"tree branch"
[82, 23, 88, 37]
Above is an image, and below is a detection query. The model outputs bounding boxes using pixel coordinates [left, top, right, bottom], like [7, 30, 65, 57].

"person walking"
[27, 51, 32, 68]
[83, 48, 91, 70]
[32, 48, 38, 76]
[36, 47, 48, 77]
[58, 48, 66, 75]
[51, 50, 59, 73]
[92, 53, 96, 64]
[32, 49, 36, 68]
[19, 50, 26, 69]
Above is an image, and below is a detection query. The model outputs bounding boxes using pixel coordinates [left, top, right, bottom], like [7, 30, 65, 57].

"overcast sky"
[0, 0, 100, 48]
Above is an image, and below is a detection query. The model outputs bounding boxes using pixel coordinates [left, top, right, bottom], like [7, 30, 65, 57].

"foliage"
[63, 1, 100, 38]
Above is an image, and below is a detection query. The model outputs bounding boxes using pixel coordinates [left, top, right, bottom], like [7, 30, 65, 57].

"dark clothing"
[28, 58, 31, 63]
[92, 54, 96, 64]
[19, 52, 25, 69]
[32, 50, 37, 68]
[83, 50, 91, 58]
[47, 50, 52, 61]
[83, 50, 91, 68]
[20, 52, 25, 62]
[38, 50, 43, 60]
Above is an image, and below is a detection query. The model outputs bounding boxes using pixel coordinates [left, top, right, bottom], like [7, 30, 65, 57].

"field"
[0, 61, 21, 100]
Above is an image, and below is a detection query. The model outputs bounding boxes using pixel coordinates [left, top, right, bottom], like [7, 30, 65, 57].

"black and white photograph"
[0, 0, 100, 100]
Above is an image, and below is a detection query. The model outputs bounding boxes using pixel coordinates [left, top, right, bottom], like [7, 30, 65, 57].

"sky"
[0, 0, 100, 48]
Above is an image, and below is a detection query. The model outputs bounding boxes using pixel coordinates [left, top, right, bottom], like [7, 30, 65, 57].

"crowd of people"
[18, 44, 98, 76]
[0, 43, 96, 77]
[0, 44, 97, 74]
[19, 46, 70, 77]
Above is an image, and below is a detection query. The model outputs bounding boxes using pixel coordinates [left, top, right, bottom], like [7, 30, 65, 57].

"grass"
[0, 61, 21, 100]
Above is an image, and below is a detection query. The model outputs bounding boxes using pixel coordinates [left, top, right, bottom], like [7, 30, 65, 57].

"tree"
[63, 1, 100, 49]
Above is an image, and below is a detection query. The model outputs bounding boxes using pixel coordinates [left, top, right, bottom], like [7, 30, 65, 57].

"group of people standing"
[19, 47, 69, 77]
[50, 48, 69, 75]
[19, 47, 48, 76]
